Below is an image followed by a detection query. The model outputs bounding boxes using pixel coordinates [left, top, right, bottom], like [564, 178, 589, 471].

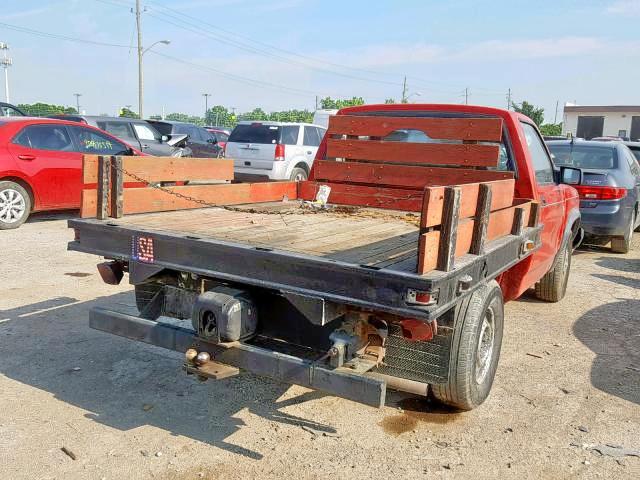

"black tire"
[289, 167, 308, 181]
[432, 280, 504, 411]
[0, 181, 31, 230]
[134, 282, 164, 313]
[534, 239, 571, 302]
[611, 213, 634, 254]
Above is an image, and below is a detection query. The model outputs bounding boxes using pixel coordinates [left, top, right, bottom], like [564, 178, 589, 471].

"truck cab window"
[520, 122, 554, 184]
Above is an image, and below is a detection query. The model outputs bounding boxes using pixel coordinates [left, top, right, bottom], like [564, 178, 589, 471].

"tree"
[539, 123, 563, 136]
[119, 107, 139, 119]
[384, 98, 396, 104]
[511, 101, 545, 126]
[319, 96, 365, 110]
[17, 102, 77, 117]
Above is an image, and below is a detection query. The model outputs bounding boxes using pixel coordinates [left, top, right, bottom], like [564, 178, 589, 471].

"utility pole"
[73, 93, 82, 114]
[464, 87, 469, 105]
[0, 43, 12, 103]
[506, 88, 512, 110]
[401, 76, 408, 103]
[202, 93, 211, 121]
[135, 0, 144, 119]
[554, 99, 559, 124]
[315, 95, 319, 110]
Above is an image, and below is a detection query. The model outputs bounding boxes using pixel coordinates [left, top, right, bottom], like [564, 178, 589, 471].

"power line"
[0, 21, 130, 48]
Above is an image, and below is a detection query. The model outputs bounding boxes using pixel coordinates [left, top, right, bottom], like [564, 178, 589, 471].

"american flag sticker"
[132, 235, 155, 263]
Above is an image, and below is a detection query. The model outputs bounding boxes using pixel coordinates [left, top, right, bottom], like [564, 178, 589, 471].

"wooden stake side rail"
[327, 115, 503, 141]
[81, 155, 296, 219]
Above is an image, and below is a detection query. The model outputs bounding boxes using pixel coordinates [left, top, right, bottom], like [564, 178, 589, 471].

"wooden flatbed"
[108, 202, 421, 272]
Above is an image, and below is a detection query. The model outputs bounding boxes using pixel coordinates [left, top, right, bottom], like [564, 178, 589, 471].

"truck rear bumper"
[89, 306, 387, 408]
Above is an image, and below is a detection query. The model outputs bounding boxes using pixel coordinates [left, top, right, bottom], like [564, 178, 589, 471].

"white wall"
[563, 110, 640, 138]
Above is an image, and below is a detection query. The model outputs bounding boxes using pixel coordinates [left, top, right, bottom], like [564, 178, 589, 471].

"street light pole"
[0, 43, 12, 103]
[136, 0, 143, 118]
[203, 93, 211, 121]
[74, 93, 82, 114]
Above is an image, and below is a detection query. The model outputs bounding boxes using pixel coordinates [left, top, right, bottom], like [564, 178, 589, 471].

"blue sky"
[1, 0, 639, 121]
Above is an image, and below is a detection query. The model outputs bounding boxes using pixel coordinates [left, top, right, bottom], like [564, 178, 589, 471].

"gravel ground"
[0, 213, 638, 480]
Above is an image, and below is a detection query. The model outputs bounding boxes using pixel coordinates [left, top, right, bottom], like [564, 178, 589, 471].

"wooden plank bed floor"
[110, 201, 421, 272]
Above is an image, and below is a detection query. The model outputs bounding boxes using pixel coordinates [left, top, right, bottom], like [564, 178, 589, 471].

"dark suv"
[49, 115, 190, 157]
[547, 140, 640, 253]
[147, 120, 223, 158]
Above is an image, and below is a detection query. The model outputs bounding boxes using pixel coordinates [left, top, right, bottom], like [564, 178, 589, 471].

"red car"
[0, 117, 142, 229]
[204, 127, 230, 149]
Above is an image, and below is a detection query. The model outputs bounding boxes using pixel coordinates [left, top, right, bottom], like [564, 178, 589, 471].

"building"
[563, 105, 640, 140]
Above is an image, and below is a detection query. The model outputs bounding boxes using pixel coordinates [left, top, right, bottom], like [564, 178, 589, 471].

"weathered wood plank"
[435, 187, 461, 272]
[419, 179, 514, 228]
[298, 181, 425, 211]
[417, 201, 533, 274]
[470, 183, 492, 255]
[110, 156, 123, 219]
[80, 182, 297, 217]
[327, 116, 503, 141]
[312, 160, 514, 188]
[83, 155, 234, 184]
[326, 138, 500, 167]
[96, 156, 110, 220]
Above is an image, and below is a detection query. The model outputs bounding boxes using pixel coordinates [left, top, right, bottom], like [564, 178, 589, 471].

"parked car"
[0, 117, 142, 229]
[49, 115, 190, 157]
[225, 121, 327, 181]
[547, 139, 640, 252]
[624, 141, 640, 162]
[0, 102, 26, 117]
[204, 127, 230, 149]
[147, 120, 223, 158]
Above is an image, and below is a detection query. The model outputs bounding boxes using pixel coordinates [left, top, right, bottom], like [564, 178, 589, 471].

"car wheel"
[534, 239, 571, 302]
[611, 213, 635, 254]
[0, 181, 31, 230]
[289, 167, 308, 181]
[431, 280, 504, 411]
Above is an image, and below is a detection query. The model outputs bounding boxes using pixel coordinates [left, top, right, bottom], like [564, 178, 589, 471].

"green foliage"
[205, 105, 236, 127]
[119, 107, 139, 119]
[539, 123, 563, 136]
[319, 96, 365, 110]
[165, 112, 204, 125]
[384, 98, 396, 104]
[511, 100, 545, 126]
[17, 102, 77, 117]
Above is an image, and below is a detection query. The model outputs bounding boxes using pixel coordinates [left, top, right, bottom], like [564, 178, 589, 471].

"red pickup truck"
[69, 104, 581, 411]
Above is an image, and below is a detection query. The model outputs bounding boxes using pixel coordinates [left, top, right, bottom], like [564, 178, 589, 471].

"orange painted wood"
[313, 160, 513, 189]
[417, 201, 532, 274]
[80, 182, 297, 218]
[82, 155, 234, 184]
[298, 181, 425, 211]
[419, 179, 515, 228]
[326, 138, 500, 167]
[328, 115, 503, 141]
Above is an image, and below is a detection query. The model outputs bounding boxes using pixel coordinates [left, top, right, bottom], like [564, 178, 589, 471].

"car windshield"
[548, 144, 617, 169]
[150, 122, 173, 136]
[229, 124, 280, 144]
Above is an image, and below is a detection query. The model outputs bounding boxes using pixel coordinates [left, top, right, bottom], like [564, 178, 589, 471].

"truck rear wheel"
[534, 240, 571, 302]
[432, 280, 504, 411]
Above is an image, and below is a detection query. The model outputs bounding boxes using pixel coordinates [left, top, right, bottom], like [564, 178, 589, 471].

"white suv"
[225, 121, 326, 181]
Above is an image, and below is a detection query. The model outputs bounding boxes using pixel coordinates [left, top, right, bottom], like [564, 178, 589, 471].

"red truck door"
[519, 121, 566, 282]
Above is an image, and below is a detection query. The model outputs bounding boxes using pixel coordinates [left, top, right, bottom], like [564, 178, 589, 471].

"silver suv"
[225, 121, 326, 181]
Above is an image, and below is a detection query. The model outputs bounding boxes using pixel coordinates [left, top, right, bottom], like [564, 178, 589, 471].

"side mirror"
[560, 166, 581, 185]
[161, 135, 169, 142]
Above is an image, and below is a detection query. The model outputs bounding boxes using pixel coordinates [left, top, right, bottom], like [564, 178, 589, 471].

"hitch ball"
[195, 351, 211, 366]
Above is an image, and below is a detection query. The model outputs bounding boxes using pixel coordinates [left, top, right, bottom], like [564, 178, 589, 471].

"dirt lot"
[1, 213, 638, 480]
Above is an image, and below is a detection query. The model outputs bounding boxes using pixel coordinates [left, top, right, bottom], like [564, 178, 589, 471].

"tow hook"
[183, 348, 239, 381]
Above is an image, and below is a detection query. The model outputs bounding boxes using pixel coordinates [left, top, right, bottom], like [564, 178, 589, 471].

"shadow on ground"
[0, 293, 336, 460]
[26, 210, 77, 224]
[593, 256, 640, 275]
[573, 284, 640, 406]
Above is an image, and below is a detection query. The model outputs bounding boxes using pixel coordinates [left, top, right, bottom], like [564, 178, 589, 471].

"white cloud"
[607, 0, 640, 14]
[2, 6, 55, 20]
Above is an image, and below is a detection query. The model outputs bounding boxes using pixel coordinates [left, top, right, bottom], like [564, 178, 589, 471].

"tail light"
[274, 144, 285, 161]
[574, 185, 627, 200]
